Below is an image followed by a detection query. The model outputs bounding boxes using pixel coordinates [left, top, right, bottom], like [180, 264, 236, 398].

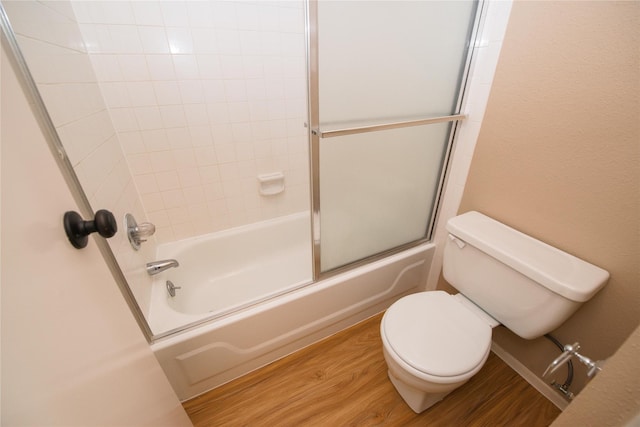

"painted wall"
[444, 0, 639, 397]
[1, 39, 191, 426]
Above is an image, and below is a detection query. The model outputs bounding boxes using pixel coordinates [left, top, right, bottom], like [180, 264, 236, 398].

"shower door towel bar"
[313, 113, 467, 138]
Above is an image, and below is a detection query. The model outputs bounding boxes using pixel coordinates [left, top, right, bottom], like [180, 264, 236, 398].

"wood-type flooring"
[184, 313, 561, 426]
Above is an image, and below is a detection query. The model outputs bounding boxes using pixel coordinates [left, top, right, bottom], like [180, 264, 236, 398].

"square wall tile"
[73, 0, 309, 243]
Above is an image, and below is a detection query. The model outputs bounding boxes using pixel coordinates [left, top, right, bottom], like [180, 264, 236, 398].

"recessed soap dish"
[257, 172, 285, 196]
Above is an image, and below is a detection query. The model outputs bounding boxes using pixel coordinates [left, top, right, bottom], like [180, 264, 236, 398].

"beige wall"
[445, 0, 640, 397]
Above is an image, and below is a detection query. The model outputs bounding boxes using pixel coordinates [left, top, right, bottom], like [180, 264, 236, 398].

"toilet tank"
[443, 211, 609, 339]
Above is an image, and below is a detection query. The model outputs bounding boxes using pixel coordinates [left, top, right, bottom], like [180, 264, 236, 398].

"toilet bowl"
[380, 211, 609, 413]
[381, 291, 495, 413]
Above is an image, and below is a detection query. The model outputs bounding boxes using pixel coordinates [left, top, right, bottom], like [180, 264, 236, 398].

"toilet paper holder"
[543, 342, 605, 380]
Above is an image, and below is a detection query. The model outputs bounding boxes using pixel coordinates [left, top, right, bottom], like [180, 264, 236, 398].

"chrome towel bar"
[313, 113, 467, 138]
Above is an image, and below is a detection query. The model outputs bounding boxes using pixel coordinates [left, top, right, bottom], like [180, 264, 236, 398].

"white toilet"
[381, 211, 609, 413]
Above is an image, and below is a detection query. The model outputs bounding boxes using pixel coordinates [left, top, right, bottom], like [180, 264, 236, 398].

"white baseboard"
[491, 341, 570, 411]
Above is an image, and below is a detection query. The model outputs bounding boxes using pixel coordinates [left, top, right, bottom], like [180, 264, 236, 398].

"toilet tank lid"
[446, 211, 609, 302]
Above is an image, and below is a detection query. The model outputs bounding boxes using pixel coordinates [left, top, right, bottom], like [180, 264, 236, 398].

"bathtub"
[150, 213, 435, 400]
[147, 212, 313, 336]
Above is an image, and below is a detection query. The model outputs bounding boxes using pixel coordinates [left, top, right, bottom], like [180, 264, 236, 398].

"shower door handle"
[315, 113, 466, 138]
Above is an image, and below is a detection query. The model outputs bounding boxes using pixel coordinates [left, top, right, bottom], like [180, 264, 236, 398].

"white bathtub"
[150, 213, 435, 400]
[148, 212, 313, 336]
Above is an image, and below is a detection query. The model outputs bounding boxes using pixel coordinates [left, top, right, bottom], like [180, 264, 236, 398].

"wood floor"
[184, 313, 561, 426]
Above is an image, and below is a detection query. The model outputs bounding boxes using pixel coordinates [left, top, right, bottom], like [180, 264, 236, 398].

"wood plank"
[184, 313, 561, 426]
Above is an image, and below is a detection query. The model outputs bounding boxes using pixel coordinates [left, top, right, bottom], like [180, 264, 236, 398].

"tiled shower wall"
[71, 1, 310, 243]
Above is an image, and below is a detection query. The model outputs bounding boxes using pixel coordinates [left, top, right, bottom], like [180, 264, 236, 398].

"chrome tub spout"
[146, 259, 179, 276]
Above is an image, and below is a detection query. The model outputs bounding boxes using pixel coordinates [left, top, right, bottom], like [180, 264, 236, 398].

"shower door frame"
[1, 0, 487, 343]
[306, 0, 487, 280]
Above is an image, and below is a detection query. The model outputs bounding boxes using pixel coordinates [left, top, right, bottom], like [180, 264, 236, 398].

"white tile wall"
[3, 0, 157, 317]
[72, 0, 310, 243]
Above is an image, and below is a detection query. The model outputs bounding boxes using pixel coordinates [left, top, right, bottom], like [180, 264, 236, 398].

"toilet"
[381, 211, 609, 413]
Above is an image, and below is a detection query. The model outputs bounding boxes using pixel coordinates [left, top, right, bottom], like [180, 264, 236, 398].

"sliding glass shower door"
[309, 1, 479, 273]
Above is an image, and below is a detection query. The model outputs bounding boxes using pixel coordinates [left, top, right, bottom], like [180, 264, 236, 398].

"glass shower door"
[310, 1, 479, 273]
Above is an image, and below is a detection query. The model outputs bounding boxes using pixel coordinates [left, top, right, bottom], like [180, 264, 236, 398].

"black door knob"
[64, 209, 117, 249]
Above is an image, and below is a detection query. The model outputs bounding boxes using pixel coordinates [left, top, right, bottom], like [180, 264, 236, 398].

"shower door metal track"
[313, 114, 467, 138]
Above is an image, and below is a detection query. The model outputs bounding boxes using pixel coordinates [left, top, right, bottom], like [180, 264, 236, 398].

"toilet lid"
[383, 291, 492, 377]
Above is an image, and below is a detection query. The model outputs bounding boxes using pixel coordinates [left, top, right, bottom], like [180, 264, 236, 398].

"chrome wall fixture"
[166, 280, 182, 297]
[146, 259, 180, 276]
[313, 114, 467, 139]
[125, 213, 156, 250]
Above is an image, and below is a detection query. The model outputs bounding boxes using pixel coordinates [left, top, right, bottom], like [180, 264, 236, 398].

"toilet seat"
[382, 291, 492, 379]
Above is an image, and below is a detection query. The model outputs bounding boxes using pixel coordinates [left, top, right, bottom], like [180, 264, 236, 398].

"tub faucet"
[146, 259, 179, 276]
